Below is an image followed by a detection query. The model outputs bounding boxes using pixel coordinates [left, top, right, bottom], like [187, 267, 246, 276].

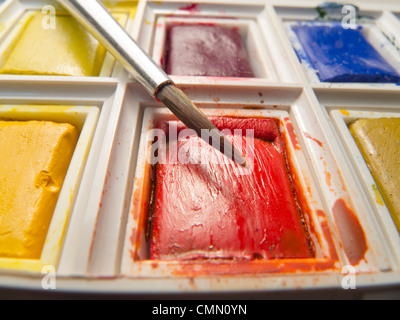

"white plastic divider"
[57, 80, 127, 276]
[87, 83, 151, 277]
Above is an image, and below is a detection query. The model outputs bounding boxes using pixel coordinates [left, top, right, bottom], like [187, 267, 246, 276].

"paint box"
[0, 104, 99, 273]
[1, 0, 400, 297]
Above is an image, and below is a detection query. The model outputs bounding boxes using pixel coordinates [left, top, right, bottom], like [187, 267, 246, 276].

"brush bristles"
[156, 84, 247, 167]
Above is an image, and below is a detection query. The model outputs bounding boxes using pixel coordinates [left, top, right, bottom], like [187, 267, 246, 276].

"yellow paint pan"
[0, 104, 99, 273]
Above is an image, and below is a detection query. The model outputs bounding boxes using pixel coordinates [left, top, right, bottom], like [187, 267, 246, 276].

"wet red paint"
[332, 199, 367, 265]
[159, 117, 279, 142]
[150, 117, 313, 261]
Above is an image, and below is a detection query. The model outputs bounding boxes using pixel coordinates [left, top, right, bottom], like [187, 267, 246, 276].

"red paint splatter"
[178, 3, 200, 12]
[304, 132, 323, 147]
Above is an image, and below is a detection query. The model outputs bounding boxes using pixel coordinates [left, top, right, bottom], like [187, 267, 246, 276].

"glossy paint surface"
[349, 118, 400, 232]
[150, 117, 313, 261]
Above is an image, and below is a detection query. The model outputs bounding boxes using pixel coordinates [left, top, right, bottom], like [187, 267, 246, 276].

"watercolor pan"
[140, 3, 299, 84]
[154, 18, 258, 78]
[1, 0, 400, 298]
[291, 23, 400, 83]
[349, 118, 400, 230]
[0, 104, 99, 273]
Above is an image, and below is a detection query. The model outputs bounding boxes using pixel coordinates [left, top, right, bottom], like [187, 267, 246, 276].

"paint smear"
[178, 3, 200, 12]
[304, 132, 323, 147]
[332, 199, 367, 265]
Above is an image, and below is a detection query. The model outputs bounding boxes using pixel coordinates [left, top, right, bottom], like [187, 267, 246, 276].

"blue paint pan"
[291, 22, 400, 83]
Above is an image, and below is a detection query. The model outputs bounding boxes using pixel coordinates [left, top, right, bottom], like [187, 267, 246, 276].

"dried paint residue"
[304, 132, 323, 147]
[285, 120, 301, 150]
[332, 199, 367, 265]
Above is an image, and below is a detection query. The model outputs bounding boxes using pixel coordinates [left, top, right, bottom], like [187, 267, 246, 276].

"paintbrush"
[57, 0, 247, 167]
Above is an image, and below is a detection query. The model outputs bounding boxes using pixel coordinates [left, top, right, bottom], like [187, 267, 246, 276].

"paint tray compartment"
[278, 6, 400, 85]
[152, 16, 274, 80]
[121, 106, 340, 279]
[87, 81, 398, 292]
[0, 0, 137, 77]
[135, 0, 300, 83]
[0, 104, 99, 273]
[330, 107, 400, 266]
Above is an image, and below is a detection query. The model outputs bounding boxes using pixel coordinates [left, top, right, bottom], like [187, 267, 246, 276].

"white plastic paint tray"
[0, 0, 400, 298]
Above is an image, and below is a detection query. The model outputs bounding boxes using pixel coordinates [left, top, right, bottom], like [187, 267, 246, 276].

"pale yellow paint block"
[0, 12, 125, 76]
